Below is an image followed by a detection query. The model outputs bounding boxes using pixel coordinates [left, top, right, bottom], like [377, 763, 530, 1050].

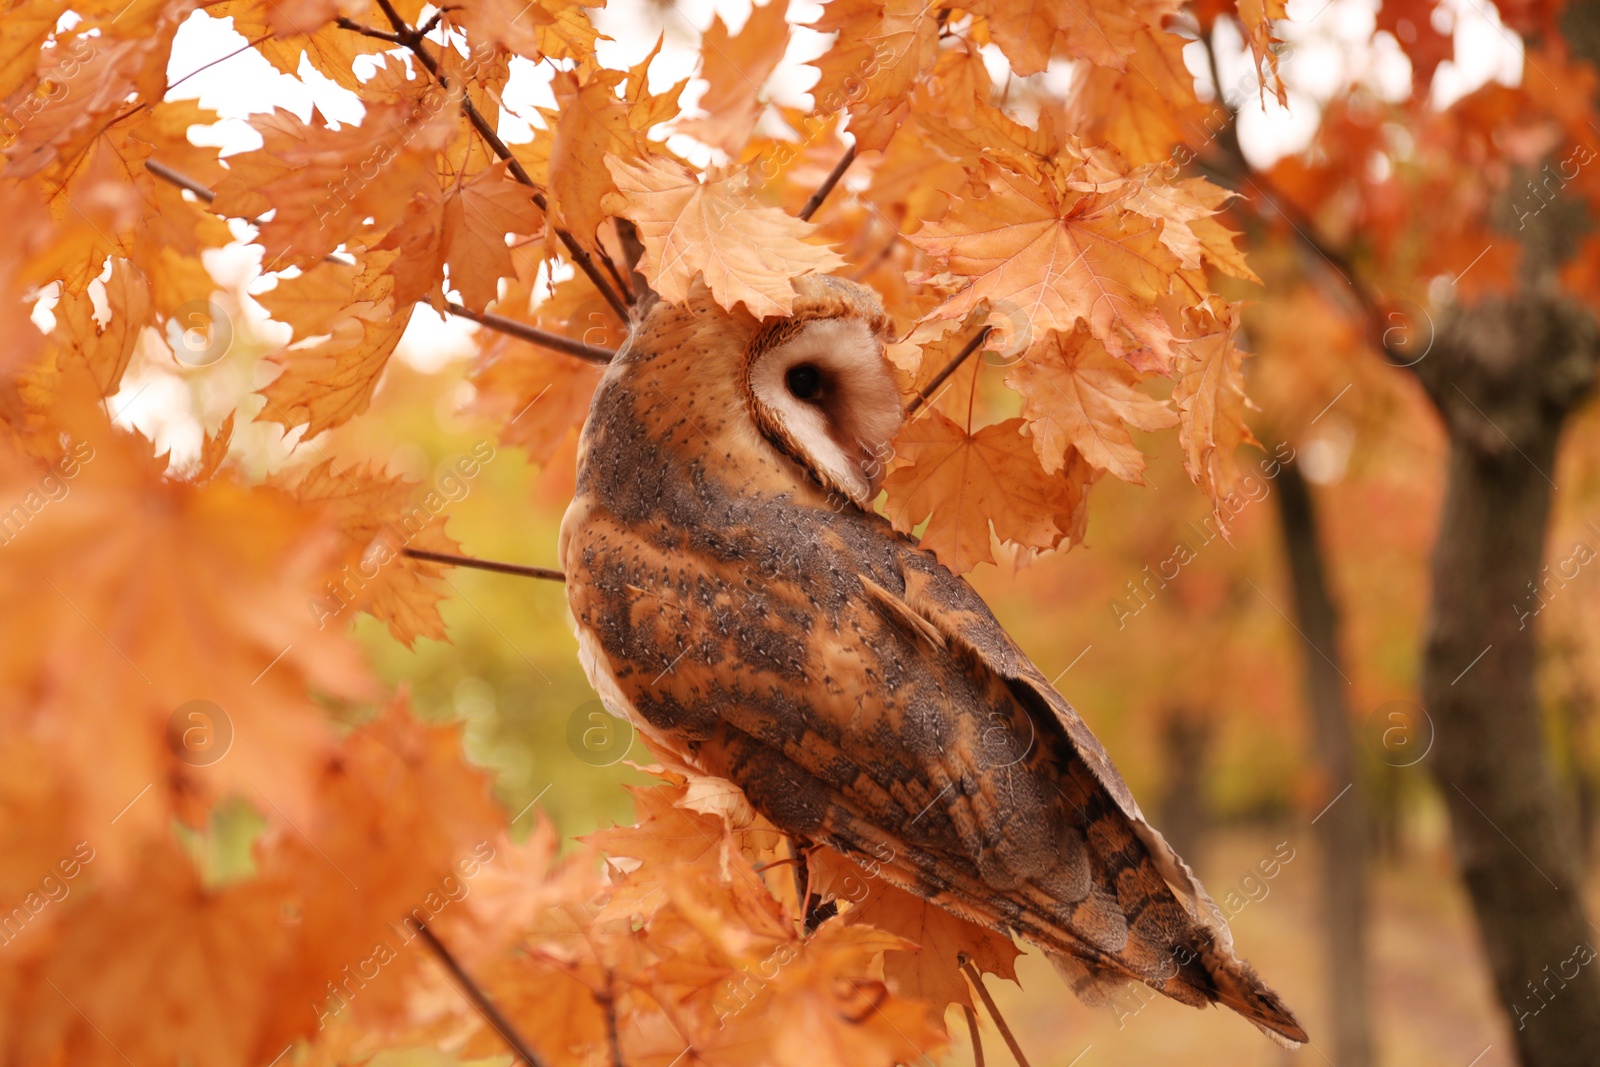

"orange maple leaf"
[471, 342, 605, 466]
[546, 48, 685, 251]
[860, 888, 1019, 1013]
[911, 158, 1184, 369]
[677, 0, 791, 154]
[1006, 327, 1179, 483]
[1174, 306, 1258, 506]
[0, 415, 373, 864]
[47, 257, 152, 398]
[883, 410, 1095, 572]
[603, 155, 847, 317]
[968, 0, 1176, 76]
[806, 0, 940, 152]
[1064, 22, 1208, 166]
[273, 460, 464, 648]
[211, 66, 458, 270]
[380, 160, 545, 311]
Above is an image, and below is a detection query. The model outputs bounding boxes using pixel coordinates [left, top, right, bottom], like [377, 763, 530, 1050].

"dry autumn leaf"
[969, 0, 1173, 76]
[1174, 313, 1258, 507]
[911, 158, 1185, 370]
[827, 855, 1022, 1014]
[1007, 326, 1179, 483]
[603, 155, 847, 317]
[677, 0, 791, 154]
[882, 410, 1094, 573]
[806, 0, 940, 152]
[273, 460, 465, 648]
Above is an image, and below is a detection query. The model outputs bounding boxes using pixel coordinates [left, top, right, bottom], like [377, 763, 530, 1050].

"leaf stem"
[598, 977, 625, 1067]
[963, 1003, 986, 1067]
[903, 325, 992, 417]
[959, 955, 1032, 1067]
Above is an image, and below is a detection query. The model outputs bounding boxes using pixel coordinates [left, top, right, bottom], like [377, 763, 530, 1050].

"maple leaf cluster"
[0, 0, 1294, 1062]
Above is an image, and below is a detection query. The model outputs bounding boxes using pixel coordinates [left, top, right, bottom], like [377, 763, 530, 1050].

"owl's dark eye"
[785, 363, 824, 402]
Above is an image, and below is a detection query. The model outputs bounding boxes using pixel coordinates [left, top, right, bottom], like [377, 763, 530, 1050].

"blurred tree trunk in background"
[1156, 706, 1212, 868]
[1415, 292, 1600, 1066]
[1372, 764, 1407, 864]
[1273, 460, 1373, 1067]
[1405, 9, 1600, 1062]
[1563, 693, 1598, 870]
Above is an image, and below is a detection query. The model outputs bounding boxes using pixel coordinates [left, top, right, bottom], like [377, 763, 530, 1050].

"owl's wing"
[880, 550, 1305, 1044]
[564, 504, 1304, 1045]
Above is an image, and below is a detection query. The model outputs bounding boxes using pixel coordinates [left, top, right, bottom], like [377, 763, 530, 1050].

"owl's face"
[589, 276, 902, 510]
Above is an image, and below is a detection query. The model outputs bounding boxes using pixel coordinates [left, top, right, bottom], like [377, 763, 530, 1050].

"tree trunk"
[1273, 460, 1373, 1067]
[1156, 706, 1211, 867]
[1416, 295, 1600, 1066]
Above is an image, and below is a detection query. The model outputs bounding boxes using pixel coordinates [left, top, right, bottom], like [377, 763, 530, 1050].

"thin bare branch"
[903, 326, 992, 416]
[597, 236, 634, 304]
[404, 547, 566, 582]
[1195, 27, 1412, 372]
[167, 33, 275, 95]
[331, 16, 406, 44]
[416, 924, 546, 1067]
[445, 302, 615, 364]
[142, 159, 618, 364]
[798, 142, 857, 222]
[598, 978, 624, 1067]
[613, 218, 657, 316]
[959, 956, 1032, 1067]
[145, 159, 217, 202]
[353, 1, 631, 321]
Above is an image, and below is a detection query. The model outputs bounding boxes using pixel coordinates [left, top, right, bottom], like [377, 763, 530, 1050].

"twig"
[798, 143, 857, 222]
[963, 1004, 986, 1067]
[416, 923, 546, 1067]
[598, 978, 624, 1067]
[959, 955, 1032, 1067]
[1194, 27, 1410, 371]
[404, 547, 565, 582]
[903, 326, 992, 416]
[613, 218, 657, 316]
[346, 1, 631, 321]
[142, 159, 618, 364]
[144, 158, 218, 202]
[850, 230, 899, 280]
[167, 33, 275, 95]
[331, 16, 406, 44]
[445, 302, 615, 364]
[598, 237, 634, 303]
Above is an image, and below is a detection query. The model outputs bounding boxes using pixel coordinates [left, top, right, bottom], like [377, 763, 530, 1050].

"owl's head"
[597, 276, 902, 509]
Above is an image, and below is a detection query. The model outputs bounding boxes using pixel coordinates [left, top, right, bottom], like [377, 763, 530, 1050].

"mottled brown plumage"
[559, 276, 1306, 1045]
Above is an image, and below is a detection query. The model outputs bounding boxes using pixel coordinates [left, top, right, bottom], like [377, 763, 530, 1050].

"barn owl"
[559, 275, 1306, 1045]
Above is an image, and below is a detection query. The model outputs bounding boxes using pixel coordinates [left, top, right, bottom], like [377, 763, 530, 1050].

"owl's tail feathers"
[1046, 944, 1309, 1048]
